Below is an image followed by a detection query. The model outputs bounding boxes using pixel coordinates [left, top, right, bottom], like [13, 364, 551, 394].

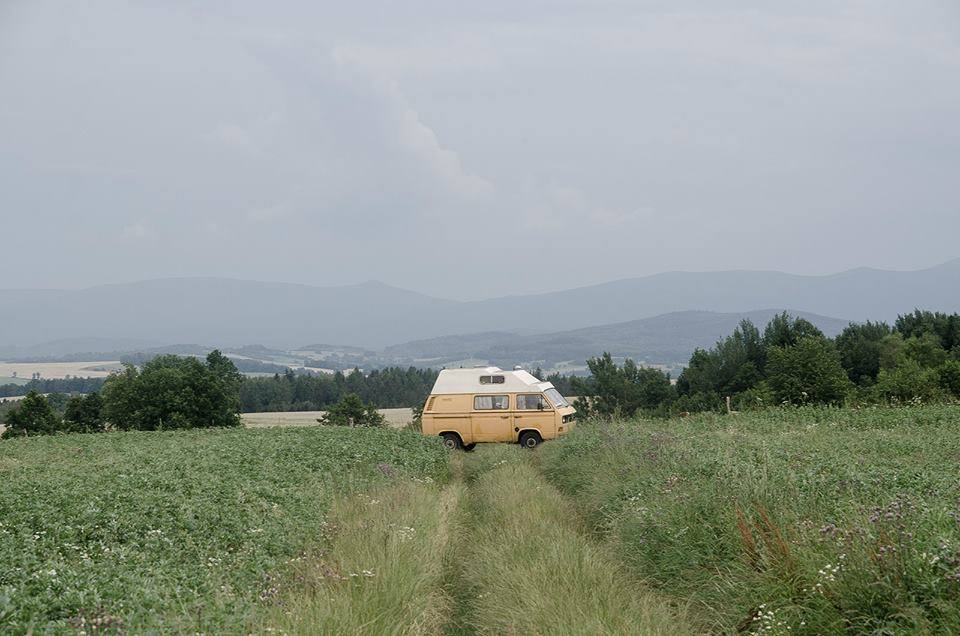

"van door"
[514, 393, 556, 439]
[471, 394, 512, 442]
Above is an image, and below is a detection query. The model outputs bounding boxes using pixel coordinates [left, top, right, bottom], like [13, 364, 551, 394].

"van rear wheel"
[441, 432, 463, 450]
[519, 431, 541, 449]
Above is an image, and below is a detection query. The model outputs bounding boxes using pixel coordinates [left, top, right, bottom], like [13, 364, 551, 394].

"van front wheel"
[441, 432, 463, 450]
[519, 431, 541, 449]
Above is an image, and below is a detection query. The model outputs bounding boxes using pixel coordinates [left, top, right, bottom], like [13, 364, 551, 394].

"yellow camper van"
[421, 367, 576, 450]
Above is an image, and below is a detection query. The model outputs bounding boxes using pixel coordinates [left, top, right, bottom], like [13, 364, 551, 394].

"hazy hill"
[0, 260, 957, 352]
[385, 309, 850, 368]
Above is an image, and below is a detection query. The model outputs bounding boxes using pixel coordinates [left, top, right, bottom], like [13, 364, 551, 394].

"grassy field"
[5, 405, 959, 633]
[0, 426, 447, 634]
[242, 408, 414, 429]
[540, 406, 960, 634]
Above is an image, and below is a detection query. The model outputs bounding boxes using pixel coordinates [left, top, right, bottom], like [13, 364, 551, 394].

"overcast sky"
[1, 1, 958, 300]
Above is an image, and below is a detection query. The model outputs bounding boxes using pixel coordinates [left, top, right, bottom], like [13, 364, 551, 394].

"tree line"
[571, 309, 960, 418]
[239, 367, 439, 412]
[0, 376, 107, 398]
[5, 309, 958, 436]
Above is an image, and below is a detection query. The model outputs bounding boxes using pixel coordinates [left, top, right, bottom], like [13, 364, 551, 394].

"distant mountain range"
[381, 309, 849, 371]
[1, 259, 958, 355]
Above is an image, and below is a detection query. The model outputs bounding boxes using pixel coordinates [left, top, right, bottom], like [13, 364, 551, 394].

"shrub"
[766, 337, 851, 405]
[1, 391, 61, 438]
[319, 393, 385, 427]
[732, 381, 776, 411]
[937, 359, 960, 398]
[873, 359, 944, 403]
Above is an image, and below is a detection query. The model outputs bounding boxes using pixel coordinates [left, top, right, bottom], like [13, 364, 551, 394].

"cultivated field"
[3, 405, 958, 634]
[242, 407, 414, 429]
[0, 361, 122, 380]
[0, 426, 447, 633]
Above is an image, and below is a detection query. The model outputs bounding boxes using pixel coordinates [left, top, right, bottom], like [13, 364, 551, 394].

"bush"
[873, 360, 945, 403]
[766, 337, 851, 405]
[101, 351, 242, 430]
[318, 394, 385, 427]
[938, 359, 960, 398]
[732, 381, 776, 411]
[1, 391, 62, 438]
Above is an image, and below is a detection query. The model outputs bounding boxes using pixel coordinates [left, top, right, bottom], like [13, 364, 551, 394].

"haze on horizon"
[2, 1, 958, 301]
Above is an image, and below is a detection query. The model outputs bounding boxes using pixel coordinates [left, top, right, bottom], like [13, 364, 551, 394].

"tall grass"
[540, 405, 960, 634]
[262, 480, 462, 635]
[452, 446, 693, 635]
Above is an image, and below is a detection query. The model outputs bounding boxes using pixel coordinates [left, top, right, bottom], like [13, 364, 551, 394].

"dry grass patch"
[453, 446, 693, 635]
[261, 479, 461, 635]
[243, 408, 414, 429]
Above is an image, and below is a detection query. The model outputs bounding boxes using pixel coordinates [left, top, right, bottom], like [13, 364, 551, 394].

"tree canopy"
[101, 351, 243, 430]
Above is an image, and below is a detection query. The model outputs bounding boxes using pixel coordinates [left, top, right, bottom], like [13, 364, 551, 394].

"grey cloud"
[0, 1, 958, 299]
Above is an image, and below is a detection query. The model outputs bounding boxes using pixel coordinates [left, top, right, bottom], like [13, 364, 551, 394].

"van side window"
[479, 375, 505, 384]
[517, 394, 549, 410]
[474, 395, 508, 410]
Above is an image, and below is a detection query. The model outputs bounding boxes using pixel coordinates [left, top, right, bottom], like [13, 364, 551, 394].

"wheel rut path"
[438, 447, 692, 635]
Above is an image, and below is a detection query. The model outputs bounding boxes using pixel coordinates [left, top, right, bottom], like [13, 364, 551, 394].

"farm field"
[540, 406, 960, 633]
[4, 405, 960, 634]
[0, 426, 447, 633]
[0, 361, 121, 380]
[242, 407, 414, 429]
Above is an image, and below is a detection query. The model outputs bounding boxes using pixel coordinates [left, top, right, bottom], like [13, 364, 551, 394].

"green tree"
[63, 392, 105, 433]
[318, 393, 385, 427]
[895, 310, 960, 351]
[901, 333, 949, 368]
[101, 354, 242, 430]
[762, 312, 824, 349]
[766, 337, 851, 405]
[677, 319, 764, 397]
[834, 321, 891, 385]
[578, 353, 673, 417]
[2, 391, 61, 438]
[878, 333, 906, 371]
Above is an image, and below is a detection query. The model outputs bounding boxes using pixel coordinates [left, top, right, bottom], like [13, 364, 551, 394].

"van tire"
[518, 431, 541, 449]
[441, 432, 463, 450]
[463, 443, 477, 452]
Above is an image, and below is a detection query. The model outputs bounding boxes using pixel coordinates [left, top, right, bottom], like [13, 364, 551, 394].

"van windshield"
[544, 388, 569, 408]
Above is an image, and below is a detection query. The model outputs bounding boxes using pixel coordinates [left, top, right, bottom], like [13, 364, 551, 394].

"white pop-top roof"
[430, 366, 555, 395]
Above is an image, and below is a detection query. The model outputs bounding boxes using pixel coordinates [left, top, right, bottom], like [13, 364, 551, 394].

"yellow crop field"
[0, 361, 122, 380]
